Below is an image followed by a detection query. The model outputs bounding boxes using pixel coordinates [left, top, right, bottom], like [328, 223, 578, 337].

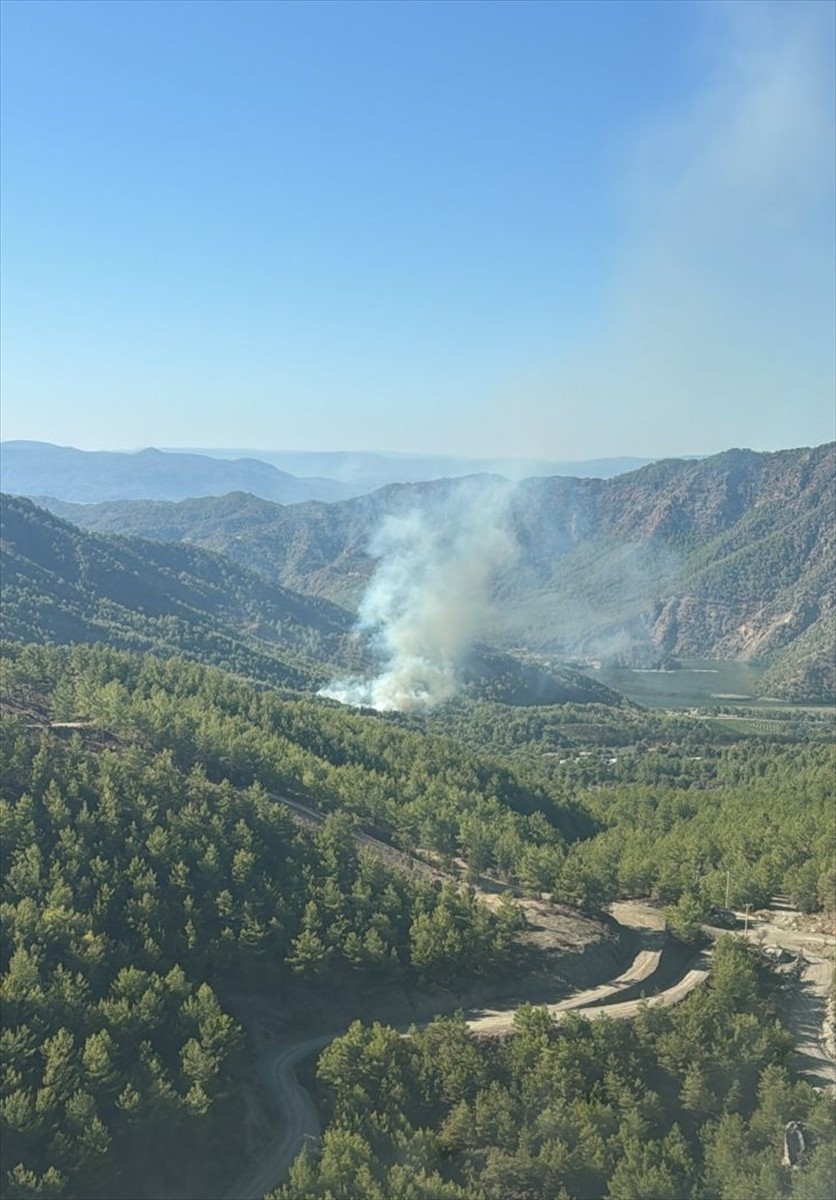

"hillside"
[0, 441, 357, 504]
[37, 445, 836, 701]
[2, 641, 834, 1200]
[0, 494, 358, 691]
[2, 496, 618, 709]
[503, 444, 836, 700]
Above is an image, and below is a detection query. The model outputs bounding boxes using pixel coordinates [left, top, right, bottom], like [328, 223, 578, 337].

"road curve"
[465, 956, 709, 1036]
[222, 1034, 333, 1200]
[226, 798, 835, 1197]
[221, 798, 705, 1200]
[219, 899, 708, 1200]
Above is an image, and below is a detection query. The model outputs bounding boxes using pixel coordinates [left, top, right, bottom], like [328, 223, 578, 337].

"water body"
[592, 660, 771, 710]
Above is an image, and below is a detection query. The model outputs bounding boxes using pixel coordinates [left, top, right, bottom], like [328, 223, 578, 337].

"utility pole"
[725, 869, 731, 910]
[744, 903, 752, 933]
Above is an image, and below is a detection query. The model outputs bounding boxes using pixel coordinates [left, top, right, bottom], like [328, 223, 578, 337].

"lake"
[591, 660, 773, 709]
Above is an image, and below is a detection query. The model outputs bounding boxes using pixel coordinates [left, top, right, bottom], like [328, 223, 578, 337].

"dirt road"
[222, 906, 836, 1199]
[219, 900, 707, 1200]
[559, 901, 666, 1010]
[463, 901, 670, 1036]
[221, 795, 833, 1198]
[466, 941, 708, 1037]
[221, 798, 706, 1200]
[739, 910, 835, 1091]
[222, 1033, 333, 1200]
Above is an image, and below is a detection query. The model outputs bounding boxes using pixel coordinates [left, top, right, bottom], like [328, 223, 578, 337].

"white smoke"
[320, 478, 516, 711]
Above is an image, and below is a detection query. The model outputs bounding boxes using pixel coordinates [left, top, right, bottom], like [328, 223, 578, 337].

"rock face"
[26, 444, 836, 701]
[782, 1121, 806, 1167]
[627, 448, 834, 698]
[500, 446, 834, 701]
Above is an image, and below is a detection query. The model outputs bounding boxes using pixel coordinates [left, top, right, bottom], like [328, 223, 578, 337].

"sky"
[1, 0, 834, 460]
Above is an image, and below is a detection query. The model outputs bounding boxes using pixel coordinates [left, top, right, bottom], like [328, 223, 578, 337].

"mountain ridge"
[0, 440, 693, 502]
[0, 441, 359, 504]
[0, 493, 357, 691]
[161, 447, 666, 488]
[29, 444, 833, 701]
[1, 495, 619, 709]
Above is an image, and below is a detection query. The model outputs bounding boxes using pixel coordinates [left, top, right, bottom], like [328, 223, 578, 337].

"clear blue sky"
[1, 0, 833, 459]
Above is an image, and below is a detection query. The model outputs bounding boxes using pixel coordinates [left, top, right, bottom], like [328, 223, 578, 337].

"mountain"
[0, 494, 358, 691]
[501, 445, 835, 695]
[0, 442, 660, 506]
[2, 495, 621, 709]
[164, 447, 662, 489]
[36, 488, 394, 606]
[36, 445, 835, 701]
[0, 441, 359, 503]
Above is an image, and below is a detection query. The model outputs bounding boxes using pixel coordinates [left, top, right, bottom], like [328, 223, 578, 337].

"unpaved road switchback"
[220, 900, 709, 1200]
[222, 794, 833, 1199]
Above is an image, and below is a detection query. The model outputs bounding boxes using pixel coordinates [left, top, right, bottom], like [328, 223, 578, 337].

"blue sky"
[1, 0, 833, 459]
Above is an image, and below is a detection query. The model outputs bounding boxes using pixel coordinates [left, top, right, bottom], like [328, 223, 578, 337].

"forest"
[1, 640, 834, 1199]
[276, 941, 835, 1200]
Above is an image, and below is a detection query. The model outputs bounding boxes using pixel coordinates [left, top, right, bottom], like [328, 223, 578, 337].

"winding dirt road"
[222, 1034, 332, 1200]
[220, 900, 708, 1200]
[220, 797, 834, 1199]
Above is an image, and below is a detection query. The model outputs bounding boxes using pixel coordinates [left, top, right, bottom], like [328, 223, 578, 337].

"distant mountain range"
[0, 441, 358, 504]
[32, 444, 835, 702]
[163, 447, 663, 490]
[0, 441, 662, 504]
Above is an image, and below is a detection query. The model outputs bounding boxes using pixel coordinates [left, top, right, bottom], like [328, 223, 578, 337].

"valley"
[1, 443, 834, 1200]
[24, 442, 835, 704]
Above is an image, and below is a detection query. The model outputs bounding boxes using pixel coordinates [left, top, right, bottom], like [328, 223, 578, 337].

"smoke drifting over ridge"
[320, 478, 516, 711]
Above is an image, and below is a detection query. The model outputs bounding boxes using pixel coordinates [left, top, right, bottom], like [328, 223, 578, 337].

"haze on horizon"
[1, 0, 834, 461]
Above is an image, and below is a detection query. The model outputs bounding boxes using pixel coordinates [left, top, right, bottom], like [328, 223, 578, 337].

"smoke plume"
[320, 478, 516, 711]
